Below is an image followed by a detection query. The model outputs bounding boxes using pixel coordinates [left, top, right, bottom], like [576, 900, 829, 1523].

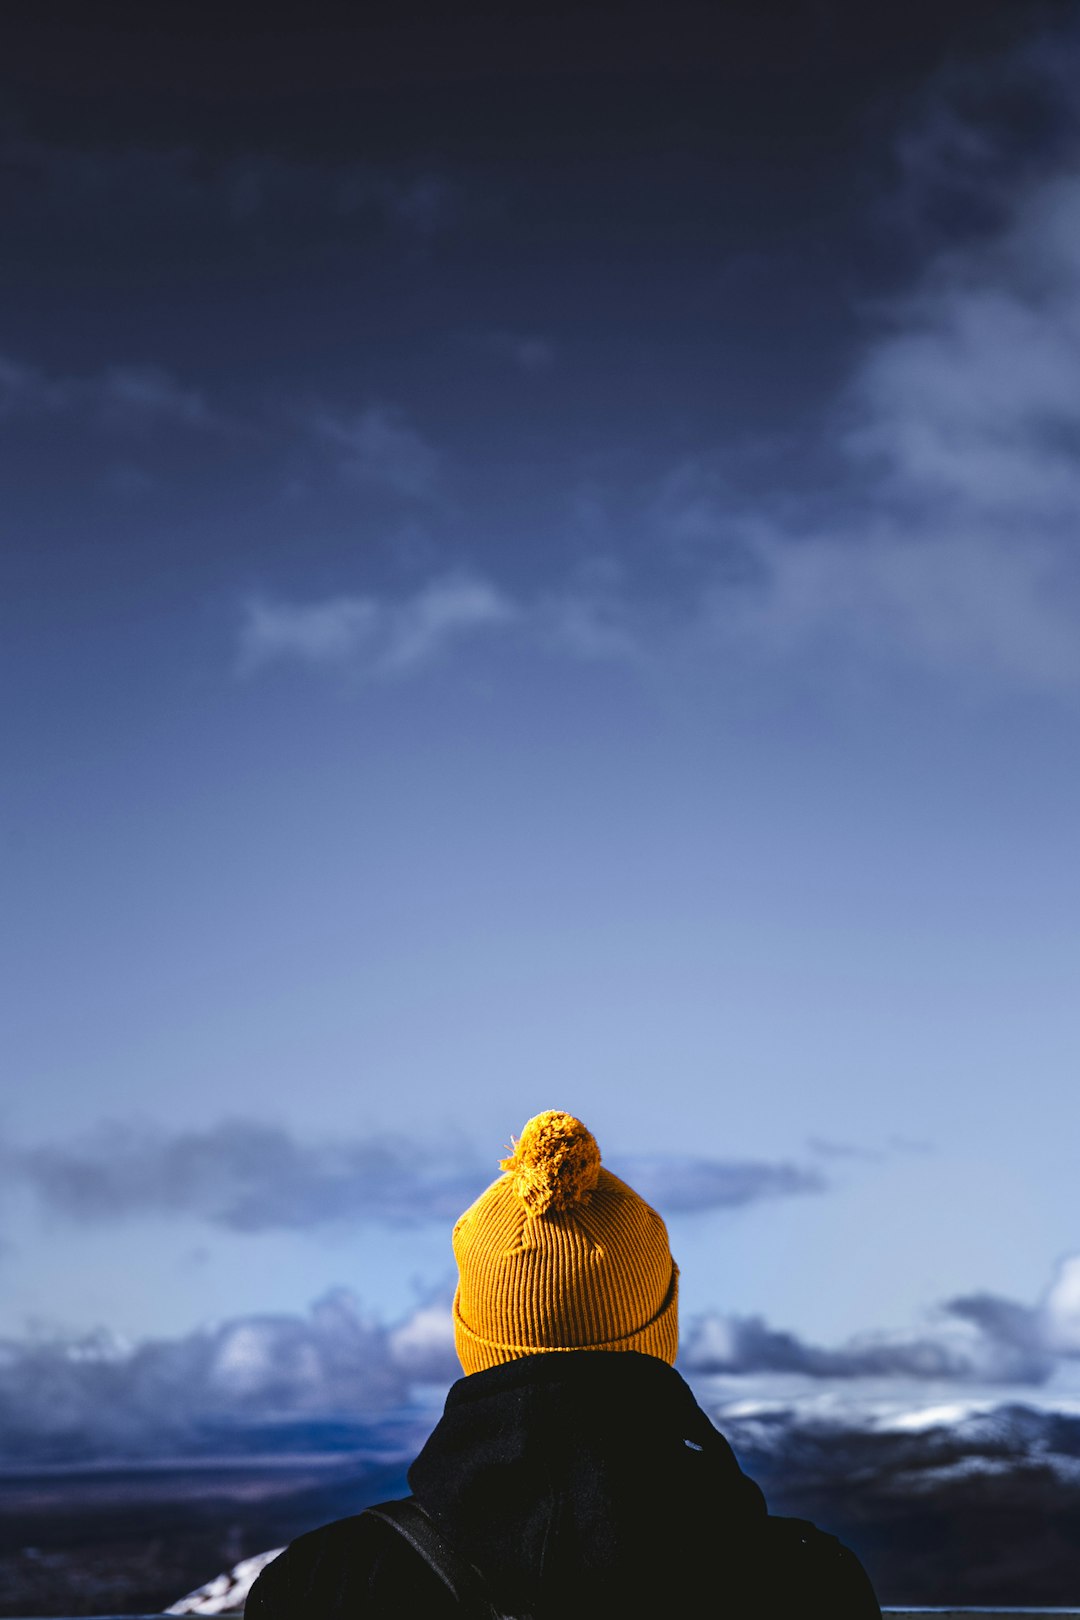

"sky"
[3, 0, 1080, 1415]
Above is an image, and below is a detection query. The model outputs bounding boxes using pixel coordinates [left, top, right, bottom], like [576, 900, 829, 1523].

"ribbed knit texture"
[453, 1112, 679, 1373]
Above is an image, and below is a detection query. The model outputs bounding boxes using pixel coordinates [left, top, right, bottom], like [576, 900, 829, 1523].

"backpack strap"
[363, 1496, 527, 1619]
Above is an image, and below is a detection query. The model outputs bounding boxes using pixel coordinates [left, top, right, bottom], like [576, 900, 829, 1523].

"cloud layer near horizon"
[0, 1289, 451, 1463]
[5, 1256, 1080, 1464]
[681, 1257, 1080, 1387]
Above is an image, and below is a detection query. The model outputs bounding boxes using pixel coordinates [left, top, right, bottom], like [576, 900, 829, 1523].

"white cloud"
[645, 53, 1080, 695]
[682, 1293, 1051, 1386]
[0, 1290, 450, 1461]
[377, 576, 517, 673]
[718, 517, 1080, 690]
[845, 189, 1080, 520]
[313, 405, 442, 498]
[8, 1253, 1080, 1464]
[238, 596, 380, 672]
[246, 31, 1080, 699]
[683, 1252, 1080, 1387]
[540, 572, 642, 662]
[237, 576, 516, 679]
[1040, 1254, 1080, 1354]
[386, 1296, 459, 1384]
[236, 569, 650, 683]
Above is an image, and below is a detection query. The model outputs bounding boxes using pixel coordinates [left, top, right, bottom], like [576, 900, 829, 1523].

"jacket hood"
[408, 1350, 766, 1613]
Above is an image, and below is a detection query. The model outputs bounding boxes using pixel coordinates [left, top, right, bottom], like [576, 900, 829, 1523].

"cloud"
[93, 364, 219, 433]
[9, 1256, 1080, 1467]
[0, 1289, 447, 1463]
[0, 353, 220, 433]
[721, 516, 1080, 690]
[682, 1255, 1080, 1386]
[213, 34, 1080, 701]
[613, 1155, 826, 1214]
[542, 594, 640, 660]
[0, 355, 69, 417]
[1038, 1254, 1080, 1354]
[313, 405, 442, 498]
[538, 559, 643, 662]
[5, 1120, 483, 1232]
[238, 595, 379, 670]
[885, 23, 1077, 244]
[236, 568, 650, 683]
[237, 576, 516, 678]
[386, 1295, 459, 1384]
[3, 1119, 822, 1235]
[7, 1262, 1080, 1468]
[681, 1305, 1052, 1385]
[842, 186, 1080, 523]
[640, 31, 1080, 694]
[377, 577, 516, 674]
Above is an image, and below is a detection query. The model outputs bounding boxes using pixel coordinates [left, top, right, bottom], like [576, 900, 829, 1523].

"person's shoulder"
[244, 1504, 461, 1618]
[244, 1512, 383, 1614]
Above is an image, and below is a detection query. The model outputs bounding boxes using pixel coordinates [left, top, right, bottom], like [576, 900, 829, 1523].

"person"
[246, 1110, 881, 1618]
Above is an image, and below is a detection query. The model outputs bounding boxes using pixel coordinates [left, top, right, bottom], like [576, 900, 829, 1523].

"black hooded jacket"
[245, 1350, 880, 1619]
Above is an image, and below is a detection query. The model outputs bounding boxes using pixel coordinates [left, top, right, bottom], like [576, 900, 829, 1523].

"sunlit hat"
[452, 1110, 679, 1374]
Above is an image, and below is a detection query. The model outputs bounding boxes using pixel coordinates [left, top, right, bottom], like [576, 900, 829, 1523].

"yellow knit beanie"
[452, 1110, 679, 1374]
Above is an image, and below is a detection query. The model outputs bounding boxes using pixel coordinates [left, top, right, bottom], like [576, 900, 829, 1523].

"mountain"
[6, 1388, 1080, 1615]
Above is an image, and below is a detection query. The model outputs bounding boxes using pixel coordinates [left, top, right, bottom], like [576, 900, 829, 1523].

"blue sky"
[3, 2, 1080, 1405]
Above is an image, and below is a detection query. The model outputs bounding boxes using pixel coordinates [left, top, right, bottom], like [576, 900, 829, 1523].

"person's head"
[452, 1109, 679, 1374]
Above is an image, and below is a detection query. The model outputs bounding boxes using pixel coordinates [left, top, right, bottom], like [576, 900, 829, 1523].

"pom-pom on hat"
[499, 1110, 602, 1214]
[452, 1110, 679, 1374]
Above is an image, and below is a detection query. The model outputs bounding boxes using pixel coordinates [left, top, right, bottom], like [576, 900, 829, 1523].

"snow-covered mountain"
[7, 1290, 1080, 1613]
[167, 1547, 282, 1615]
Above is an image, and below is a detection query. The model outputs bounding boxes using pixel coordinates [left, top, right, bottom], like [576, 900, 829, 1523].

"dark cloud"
[946, 1290, 1046, 1356]
[4, 1121, 825, 1232]
[682, 1292, 1054, 1385]
[886, 19, 1080, 248]
[5, 1120, 481, 1232]
[614, 1155, 826, 1214]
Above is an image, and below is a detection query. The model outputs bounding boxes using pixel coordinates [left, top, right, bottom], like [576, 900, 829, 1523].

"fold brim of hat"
[453, 1263, 680, 1374]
